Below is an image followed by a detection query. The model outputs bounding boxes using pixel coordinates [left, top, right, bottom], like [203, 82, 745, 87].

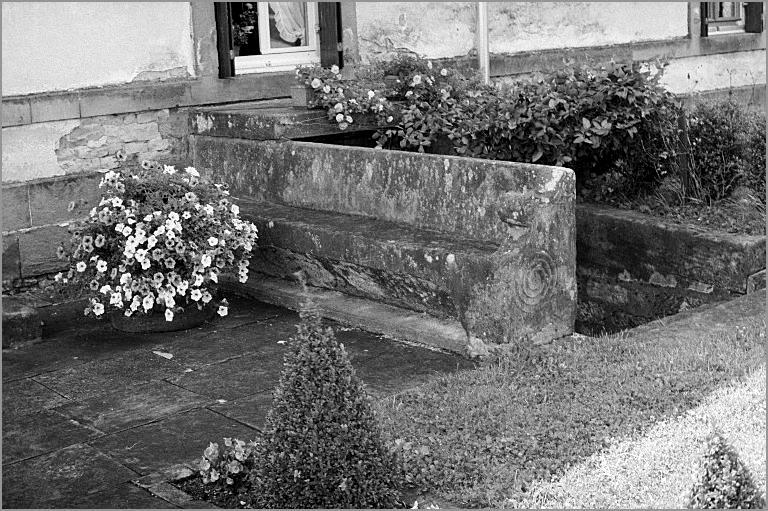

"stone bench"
[190, 134, 576, 354]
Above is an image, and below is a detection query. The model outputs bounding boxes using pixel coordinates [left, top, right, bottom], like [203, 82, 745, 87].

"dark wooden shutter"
[318, 2, 342, 68]
[700, 2, 710, 36]
[215, 2, 235, 78]
[745, 2, 764, 32]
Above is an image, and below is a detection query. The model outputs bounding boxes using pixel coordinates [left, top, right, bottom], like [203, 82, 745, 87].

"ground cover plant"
[372, 318, 766, 507]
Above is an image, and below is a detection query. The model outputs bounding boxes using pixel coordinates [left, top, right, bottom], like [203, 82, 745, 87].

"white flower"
[345, 116, 353, 123]
[367, 90, 375, 99]
[165, 308, 174, 322]
[76, 261, 87, 273]
[386, 116, 394, 123]
[330, 64, 339, 74]
[54, 272, 63, 282]
[92, 302, 105, 316]
[182, 211, 192, 220]
[238, 270, 249, 283]
[334, 103, 344, 113]
[210, 271, 218, 283]
[142, 295, 154, 311]
[155, 225, 166, 236]
[335, 113, 344, 123]
[201, 254, 212, 268]
[163, 165, 177, 175]
[217, 305, 229, 317]
[190, 289, 202, 301]
[411, 75, 422, 86]
[100, 284, 112, 295]
[194, 274, 205, 287]
[110, 292, 122, 306]
[201, 291, 213, 304]
[231, 204, 239, 215]
[141, 259, 151, 270]
[96, 260, 108, 273]
[130, 297, 141, 311]
[440, 68, 448, 76]
[310, 77, 322, 89]
[122, 225, 133, 237]
[427, 61, 433, 69]
[144, 214, 153, 222]
[323, 85, 331, 93]
[177, 281, 189, 295]
[208, 237, 218, 247]
[146, 235, 158, 249]
[203, 205, 214, 215]
[405, 90, 413, 97]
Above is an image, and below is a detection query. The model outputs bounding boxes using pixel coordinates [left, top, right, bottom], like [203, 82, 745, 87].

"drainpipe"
[476, 2, 490, 84]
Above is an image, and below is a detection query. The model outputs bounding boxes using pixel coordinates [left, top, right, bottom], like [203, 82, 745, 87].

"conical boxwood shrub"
[688, 433, 765, 509]
[249, 299, 402, 508]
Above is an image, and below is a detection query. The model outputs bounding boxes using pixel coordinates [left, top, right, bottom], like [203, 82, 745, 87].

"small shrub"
[686, 100, 766, 203]
[687, 433, 765, 509]
[249, 300, 402, 508]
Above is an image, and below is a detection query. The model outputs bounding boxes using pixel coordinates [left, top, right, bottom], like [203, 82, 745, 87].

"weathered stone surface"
[2, 182, 31, 231]
[27, 172, 102, 226]
[67, 482, 178, 509]
[90, 408, 258, 475]
[190, 102, 376, 141]
[192, 137, 575, 347]
[3, 408, 102, 464]
[33, 348, 188, 400]
[2, 443, 137, 508]
[2, 295, 42, 347]
[52, 380, 209, 433]
[2, 377, 70, 419]
[576, 203, 765, 293]
[167, 351, 285, 400]
[17, 224, 71, 276]
[207, 390, 274, 430]
[747, 269, 766, 293]
[2, 234, 22, 284]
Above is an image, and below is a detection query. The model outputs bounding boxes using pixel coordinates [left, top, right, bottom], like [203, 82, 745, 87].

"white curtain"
[270, 2, 305, 43]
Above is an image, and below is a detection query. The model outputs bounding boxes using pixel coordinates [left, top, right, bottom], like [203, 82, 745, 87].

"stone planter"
[110, 304, 216, 333]
[290, 84, 320, 109]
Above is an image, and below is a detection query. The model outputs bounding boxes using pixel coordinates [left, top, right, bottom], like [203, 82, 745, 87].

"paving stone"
[33, 348, 188, 400]
[333, 327, 393, 365]
[2, 409, 103, 465]
[52, 380, 210, 434]
[207, 390, 274, 430]
[2, 377, 70, 419]
[90, 408, 258, 476]
[167, 350, 285, 401]
[1, 443, 138, 508]
[67, 482, 178, 509]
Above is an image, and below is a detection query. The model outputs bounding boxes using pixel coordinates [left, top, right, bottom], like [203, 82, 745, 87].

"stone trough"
[191, 112, 576, 355]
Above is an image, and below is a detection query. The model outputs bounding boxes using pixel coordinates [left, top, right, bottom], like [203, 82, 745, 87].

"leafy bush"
[687, 433, 765, 509]
[687, 100, 766, 203]
[249, 299, 402, 508]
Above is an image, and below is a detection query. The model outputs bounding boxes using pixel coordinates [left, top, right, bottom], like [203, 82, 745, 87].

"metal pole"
[477, 2, 490, 84]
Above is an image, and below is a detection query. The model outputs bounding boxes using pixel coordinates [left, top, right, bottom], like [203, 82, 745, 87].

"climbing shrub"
[687, 433, 765, 509]
[249, 300, 402, 509]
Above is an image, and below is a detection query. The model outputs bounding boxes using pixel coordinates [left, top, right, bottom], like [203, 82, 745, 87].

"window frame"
[700, 1, 764, 36]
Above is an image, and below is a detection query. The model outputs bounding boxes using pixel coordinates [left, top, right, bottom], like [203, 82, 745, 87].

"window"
[701, 2, 764, 36]
[234, 2, 319, 73]
[215, 2, 341, 78]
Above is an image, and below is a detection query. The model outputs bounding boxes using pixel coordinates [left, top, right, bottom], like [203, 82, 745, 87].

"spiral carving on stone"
[512, 251, 557, 312]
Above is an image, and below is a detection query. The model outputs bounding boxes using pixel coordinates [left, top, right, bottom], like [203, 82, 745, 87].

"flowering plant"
[55, 159, 258, 322]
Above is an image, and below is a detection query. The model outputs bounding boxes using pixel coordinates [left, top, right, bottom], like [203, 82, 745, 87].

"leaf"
[152, 350, 173, 359]
[582, 117, 591, 130]
[531, 147, 544, 162]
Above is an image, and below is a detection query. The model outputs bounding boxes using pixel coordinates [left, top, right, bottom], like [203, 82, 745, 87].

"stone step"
[239, 200, 573, 348]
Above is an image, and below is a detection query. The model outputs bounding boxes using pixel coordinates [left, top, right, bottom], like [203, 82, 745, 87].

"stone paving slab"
[207, 390, 274, 430]
[33, 349, 189, 400]
[90, 408, 258, 476]
[67, 482, 179, 509]
[52, 380, 211, 434]
[2, 377, 70, 418]
[2, 444, 139, 508]
[3, 408, 102, 465]
[167, 350, 286, 401]
[1, 296, 472, 508]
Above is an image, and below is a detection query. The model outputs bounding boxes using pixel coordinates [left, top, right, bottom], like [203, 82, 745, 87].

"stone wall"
[1, 107, 189, 292]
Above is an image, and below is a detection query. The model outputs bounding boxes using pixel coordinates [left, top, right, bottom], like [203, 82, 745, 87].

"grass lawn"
[374, 318, 766, 508]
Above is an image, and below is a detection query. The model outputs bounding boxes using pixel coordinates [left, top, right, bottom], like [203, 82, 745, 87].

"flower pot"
[290, 84, 320, 109]
[110, 304, 217, 334]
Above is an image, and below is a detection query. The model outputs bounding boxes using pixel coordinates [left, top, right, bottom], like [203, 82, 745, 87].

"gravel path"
[513, 365, 766, 509]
